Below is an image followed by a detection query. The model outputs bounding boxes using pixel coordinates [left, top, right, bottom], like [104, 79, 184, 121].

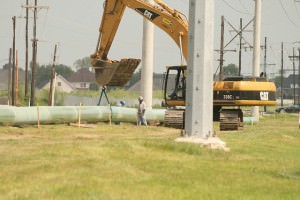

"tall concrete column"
[185, 0, 214, 138]
[252, 0, 262, 121]
[141, 0, 154, 109]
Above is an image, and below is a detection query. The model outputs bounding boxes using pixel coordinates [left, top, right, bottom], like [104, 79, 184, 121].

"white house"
[67, 68, 95, 90]
[42, 74, 75, 93]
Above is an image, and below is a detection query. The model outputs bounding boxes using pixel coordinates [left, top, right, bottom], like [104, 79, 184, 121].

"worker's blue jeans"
[138, 114, 147, 126]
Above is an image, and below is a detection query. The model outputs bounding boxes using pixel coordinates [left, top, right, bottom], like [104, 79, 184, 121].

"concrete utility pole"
[252, 0, 262, 121]
[185, 0, 214, 138]
[141, 0, 154, 109]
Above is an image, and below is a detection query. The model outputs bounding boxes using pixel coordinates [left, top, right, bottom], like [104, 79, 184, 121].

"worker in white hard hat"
[137, 96, 147, 126]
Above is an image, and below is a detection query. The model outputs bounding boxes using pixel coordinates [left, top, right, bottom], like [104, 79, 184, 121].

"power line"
[238, 0, 251, 14]
[222, 0, 251, 15]
[278, 0, 300, 28]
[294, 0, 300, 20]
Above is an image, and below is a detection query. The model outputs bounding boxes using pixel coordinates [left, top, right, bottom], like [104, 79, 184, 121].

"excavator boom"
[91, 0, 188, 86]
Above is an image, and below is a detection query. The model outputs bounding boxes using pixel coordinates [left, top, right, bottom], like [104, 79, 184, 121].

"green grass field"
[0, 114, 299, 200]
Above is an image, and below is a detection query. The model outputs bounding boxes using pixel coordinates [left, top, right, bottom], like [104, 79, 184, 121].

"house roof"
[68, 68, 95, 82]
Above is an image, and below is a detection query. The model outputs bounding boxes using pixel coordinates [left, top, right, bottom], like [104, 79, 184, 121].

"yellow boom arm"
[93, 0, 188, 61]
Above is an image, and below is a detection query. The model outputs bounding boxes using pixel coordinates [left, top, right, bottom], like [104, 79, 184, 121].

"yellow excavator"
[91, 0, 276, 129]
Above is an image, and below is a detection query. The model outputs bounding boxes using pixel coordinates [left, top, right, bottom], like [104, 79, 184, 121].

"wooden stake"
[78, 102, 82, 128]
[37, 105, 40, 128]
[109, 104, 112, 126]
[136, 111, 138, 127]
[298, 112, 300, 129]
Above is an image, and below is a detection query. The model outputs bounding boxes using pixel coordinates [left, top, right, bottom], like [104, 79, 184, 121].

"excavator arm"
[91, 0, 188, 86]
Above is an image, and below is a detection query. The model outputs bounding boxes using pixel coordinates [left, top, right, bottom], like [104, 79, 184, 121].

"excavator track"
[164, 109, 185, 129]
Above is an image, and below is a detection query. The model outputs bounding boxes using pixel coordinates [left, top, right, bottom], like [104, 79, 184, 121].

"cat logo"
[144, 10, 153, 20]
[135, 8, 159, 21]
[260, 91, 269, 101]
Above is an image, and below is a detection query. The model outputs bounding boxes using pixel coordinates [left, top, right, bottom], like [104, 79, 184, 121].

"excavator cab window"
[164, 66, 186, 105]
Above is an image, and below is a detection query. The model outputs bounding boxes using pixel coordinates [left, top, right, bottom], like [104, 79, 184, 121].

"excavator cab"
[164, 66, 186, 107]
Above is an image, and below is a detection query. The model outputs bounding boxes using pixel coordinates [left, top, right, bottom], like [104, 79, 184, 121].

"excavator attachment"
[92, 58, 141, 86]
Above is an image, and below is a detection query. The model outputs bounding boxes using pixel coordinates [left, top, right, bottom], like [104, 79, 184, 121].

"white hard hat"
[138, 96, 143, 100]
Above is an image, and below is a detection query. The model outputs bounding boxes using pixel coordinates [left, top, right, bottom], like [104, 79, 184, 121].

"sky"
[1, 0, 300, 78]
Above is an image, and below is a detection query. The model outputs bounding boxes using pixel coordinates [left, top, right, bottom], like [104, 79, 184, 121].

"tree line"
[2, 58, 286, 90]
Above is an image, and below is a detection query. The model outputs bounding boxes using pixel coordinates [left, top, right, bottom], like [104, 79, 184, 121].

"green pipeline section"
[0, 106, 166, 126]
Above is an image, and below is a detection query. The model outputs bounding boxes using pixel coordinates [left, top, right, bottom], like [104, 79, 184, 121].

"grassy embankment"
[0, 114, 299, 200]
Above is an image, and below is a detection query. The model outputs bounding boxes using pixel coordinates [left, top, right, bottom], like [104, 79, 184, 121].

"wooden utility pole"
[263, 37, 267, 112]
[30, 0, 38, 106]
[23, 0, 49, 106]
[223, 17, 252, 77]
[16, 50, 19, 106]
[25, 0, 29, 101]
[298, 48, 300, 105]
[8, 48, 12, 105]
[48, 44, 57, 106]
[264, 37, 267, 77]
[281, 42, 284, 107]
[12, 16, 16, 106]
[293, 48, 296, 105]
[264, 37, 267, 113]
[288, 48, 297, 105]
[238, 18, 242, 76]
[219, 16, 225, 81]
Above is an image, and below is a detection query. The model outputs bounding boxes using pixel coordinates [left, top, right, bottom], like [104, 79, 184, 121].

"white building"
[42, 74, 75, 93]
